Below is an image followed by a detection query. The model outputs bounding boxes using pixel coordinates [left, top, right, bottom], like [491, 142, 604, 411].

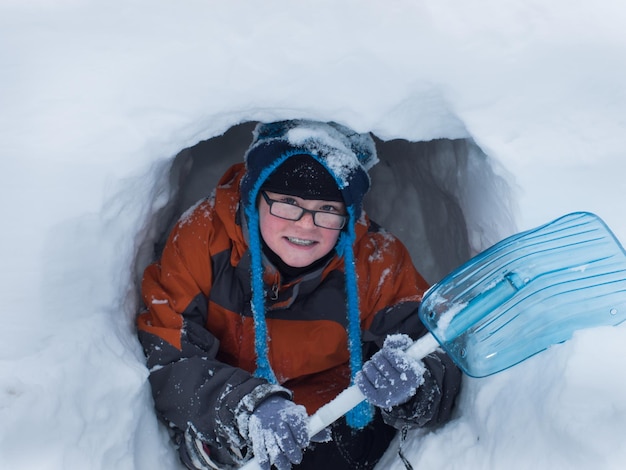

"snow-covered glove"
[355, 334, 426, 409]
[247, 396, 311, 470]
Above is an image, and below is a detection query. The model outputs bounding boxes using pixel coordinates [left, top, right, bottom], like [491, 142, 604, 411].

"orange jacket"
[137, 163, 455, 454]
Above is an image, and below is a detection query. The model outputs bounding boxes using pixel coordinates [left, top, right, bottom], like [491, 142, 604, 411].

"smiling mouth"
[286, 236, 316, 246]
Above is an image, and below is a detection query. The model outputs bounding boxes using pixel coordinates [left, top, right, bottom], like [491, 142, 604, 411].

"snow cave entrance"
[147, 121, 515, 285]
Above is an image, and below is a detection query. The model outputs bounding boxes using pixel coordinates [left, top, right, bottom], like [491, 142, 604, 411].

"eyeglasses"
[260, 191, 347, 230]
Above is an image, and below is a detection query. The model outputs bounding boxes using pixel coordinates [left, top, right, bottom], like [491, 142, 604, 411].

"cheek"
[322, 230, 341, 250]
[259, 207, 282, 241]
[258, 208, 271, 237]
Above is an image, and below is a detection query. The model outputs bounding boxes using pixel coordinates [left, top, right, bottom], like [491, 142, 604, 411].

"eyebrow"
[267, 192, 344, 207]
[272, 196, 345, 216]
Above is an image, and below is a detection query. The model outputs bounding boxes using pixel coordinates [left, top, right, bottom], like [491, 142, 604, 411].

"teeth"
[287, 237, 315, 246]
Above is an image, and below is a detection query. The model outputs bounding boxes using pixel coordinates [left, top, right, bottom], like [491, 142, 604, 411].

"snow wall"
[3, 2, 626, 469]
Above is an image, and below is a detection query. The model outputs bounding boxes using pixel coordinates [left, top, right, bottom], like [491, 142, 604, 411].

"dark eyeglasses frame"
[260, 191, 347, 230]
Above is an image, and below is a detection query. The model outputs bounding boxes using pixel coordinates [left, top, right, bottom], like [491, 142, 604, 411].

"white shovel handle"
[240, 333, 440, 470]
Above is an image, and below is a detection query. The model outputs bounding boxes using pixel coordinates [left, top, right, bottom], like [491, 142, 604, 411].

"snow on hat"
[261, 154, 344, 202]
[240, 119, 378, 428]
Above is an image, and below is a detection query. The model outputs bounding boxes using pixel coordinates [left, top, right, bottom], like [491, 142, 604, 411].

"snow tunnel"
[135, 121, 516, 287]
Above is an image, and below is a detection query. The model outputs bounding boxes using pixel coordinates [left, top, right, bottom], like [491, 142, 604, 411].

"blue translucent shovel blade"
[419, 212, 626, 378]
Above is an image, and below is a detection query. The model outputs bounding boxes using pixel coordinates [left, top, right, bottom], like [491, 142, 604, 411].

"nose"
[295, 210, 316, 228]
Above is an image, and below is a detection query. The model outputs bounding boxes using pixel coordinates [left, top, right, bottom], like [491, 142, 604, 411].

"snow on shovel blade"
[419, 211, 626, 378]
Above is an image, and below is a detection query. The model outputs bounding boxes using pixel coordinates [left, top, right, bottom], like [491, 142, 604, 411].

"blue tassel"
[246, 157, 292, 384]
[347, 401, 375, 429]
[341, 206, 374, 429]
[246, 205, 277, 384]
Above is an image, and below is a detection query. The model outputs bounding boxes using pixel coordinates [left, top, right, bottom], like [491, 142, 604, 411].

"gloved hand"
[247, 396, 310, 470]
[355, 334, 426, 409]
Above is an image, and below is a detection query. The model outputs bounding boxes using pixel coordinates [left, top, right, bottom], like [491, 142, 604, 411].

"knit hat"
[240, 120, 379, 428]
[262, 154, 344, 202]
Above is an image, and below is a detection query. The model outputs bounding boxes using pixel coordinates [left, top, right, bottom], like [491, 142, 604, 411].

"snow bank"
[2, 1, 626, 469]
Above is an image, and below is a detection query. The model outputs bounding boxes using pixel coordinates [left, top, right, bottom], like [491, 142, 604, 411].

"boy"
[137, 120, 461, 469]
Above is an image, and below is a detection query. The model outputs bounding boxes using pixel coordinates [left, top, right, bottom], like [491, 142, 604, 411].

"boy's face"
[259, 191, 345, 268]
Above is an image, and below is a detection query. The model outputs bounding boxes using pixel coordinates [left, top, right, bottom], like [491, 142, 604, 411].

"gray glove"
[355, 334, 426, 409]
[248, 396, 310, 470]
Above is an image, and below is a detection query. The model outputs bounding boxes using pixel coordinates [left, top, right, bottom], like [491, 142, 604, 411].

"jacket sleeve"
[136, 200, 288, 451]
[358, 226, 462, 429]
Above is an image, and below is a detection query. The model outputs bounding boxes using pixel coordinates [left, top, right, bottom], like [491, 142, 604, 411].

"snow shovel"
[241, 211, 626, 470]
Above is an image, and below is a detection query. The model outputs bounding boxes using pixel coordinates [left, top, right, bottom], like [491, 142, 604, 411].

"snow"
[2, 1, 626, 469]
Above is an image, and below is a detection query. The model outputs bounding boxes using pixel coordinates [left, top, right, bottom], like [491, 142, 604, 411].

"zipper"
[270, 282, 279, 300]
